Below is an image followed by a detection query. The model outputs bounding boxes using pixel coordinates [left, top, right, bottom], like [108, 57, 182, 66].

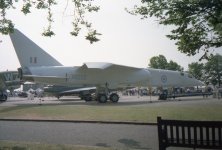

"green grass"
[0, 99, 222, 123]
[0, 140, 113, 150]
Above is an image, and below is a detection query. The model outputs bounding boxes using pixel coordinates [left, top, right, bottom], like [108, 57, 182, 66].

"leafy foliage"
[0, 0, 101, 44]
[188, 54, 222, 86]
[167, 60, 184, 72]
[149, 55, 167, 69]
[0, 0, 14, 34]
[204, 54, 222, 86]
[133, 0, 222, 60]
[188, 62, 204, 81]
[149, 55, 183, 71]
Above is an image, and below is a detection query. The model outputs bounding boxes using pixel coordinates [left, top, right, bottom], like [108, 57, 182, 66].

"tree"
[204, 54, 222, 86]
[0, 0, 100, 44]
[133, 0, 222, 60]
[188, 62, 204, 81]
[188, 54, 222, 86]
[167, 60, 183, 72]
[149, 55, 168, 69]
[149, 55, 183, 71]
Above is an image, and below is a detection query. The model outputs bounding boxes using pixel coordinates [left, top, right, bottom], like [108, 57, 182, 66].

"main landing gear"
[97, 93, 119, 103]
[80, 92, 119, 103]
[78, 83, 120, 103]
[95, 84, 119, 103]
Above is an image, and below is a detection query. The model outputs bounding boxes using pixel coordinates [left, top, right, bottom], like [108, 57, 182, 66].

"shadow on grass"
[0, 146, 27, 150]
[118, 138, 150, 150]
[95, 143, 110, 148]
[0, 105, 41, 113]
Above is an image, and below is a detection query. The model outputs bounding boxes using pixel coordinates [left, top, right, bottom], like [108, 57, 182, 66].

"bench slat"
[182, 126, 185, 145]
[188, 126, 191, 144]
[200, 126, 203, 145]
[219, 127, 221, 146]
[164, 124, 168, 145]
[176, 125, 179, 144]
[212, 127, 215, 146]
[194, 126, 197, 146]
[206, 127, 210, 146]
[170, 125, 174, 144]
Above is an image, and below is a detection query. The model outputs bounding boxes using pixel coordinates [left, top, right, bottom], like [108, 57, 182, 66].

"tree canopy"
[204, 54, 222, 86]
[0, 0, 100, 44]
[188, 54, 222, 86]
[1, 0, 221, 56]
[149, 55, 183, 71]
[133, 0, 222, 60]
[188, 62, 204, 81]
[148, 55, 167, 69]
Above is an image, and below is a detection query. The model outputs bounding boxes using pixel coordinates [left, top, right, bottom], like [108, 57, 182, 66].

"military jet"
[9, 29, 204, 103]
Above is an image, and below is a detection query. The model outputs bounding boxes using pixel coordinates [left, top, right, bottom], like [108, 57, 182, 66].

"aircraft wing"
[60, 87, 96, 95]
[82, 62, 141, 72]
[23, 75, 67, 85]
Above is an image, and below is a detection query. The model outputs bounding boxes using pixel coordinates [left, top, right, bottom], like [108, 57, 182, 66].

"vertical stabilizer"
[10, 29, 62, 67]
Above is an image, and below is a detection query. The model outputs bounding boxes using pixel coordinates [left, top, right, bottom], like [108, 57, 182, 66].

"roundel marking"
[161, 75, 167, 83]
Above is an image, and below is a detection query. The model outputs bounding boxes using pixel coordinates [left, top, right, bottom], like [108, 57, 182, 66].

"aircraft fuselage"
[21, 64, 203, 89]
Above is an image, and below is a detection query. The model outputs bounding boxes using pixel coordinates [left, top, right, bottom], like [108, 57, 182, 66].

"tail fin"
[10, 29, 62, 67]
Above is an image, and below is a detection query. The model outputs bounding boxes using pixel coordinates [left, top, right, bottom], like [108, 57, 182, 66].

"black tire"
[84, 96, 92, 102]
[98, 94, 107, 103]
[159, 94, 167, 100]
[0, 94, 7, 101]
[110, 93, 119, 103]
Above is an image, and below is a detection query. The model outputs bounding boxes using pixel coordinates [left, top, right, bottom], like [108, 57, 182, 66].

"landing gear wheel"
[98, 94, 107, 103]
[84, 95, 92, 102]
[110, 93, 119, 103]
[4, 95, 7, 101]
[0, 94, 7, 101]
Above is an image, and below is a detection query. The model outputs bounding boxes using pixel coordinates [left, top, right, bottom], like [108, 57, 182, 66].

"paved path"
[0, 121, 158, 149]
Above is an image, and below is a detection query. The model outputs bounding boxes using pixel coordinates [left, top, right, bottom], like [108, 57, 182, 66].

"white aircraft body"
[9, 29, 204, 103]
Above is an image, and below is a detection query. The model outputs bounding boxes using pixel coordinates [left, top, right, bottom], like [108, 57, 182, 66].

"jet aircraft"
[9, 29, 204, 103]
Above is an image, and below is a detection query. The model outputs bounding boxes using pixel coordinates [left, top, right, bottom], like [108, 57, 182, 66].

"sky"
[0, 0, 221, 71]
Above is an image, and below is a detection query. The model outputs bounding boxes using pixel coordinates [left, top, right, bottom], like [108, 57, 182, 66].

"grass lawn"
[0, 98, 222, 123]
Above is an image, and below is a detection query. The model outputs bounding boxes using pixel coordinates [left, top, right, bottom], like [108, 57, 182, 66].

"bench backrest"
[157, 117, 222, 150]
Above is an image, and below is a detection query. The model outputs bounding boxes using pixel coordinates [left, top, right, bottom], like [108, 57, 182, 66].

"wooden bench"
[157, 117, 222, 150]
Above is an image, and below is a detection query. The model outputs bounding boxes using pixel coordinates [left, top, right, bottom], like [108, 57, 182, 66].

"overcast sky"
[0, 0, 220, 71]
